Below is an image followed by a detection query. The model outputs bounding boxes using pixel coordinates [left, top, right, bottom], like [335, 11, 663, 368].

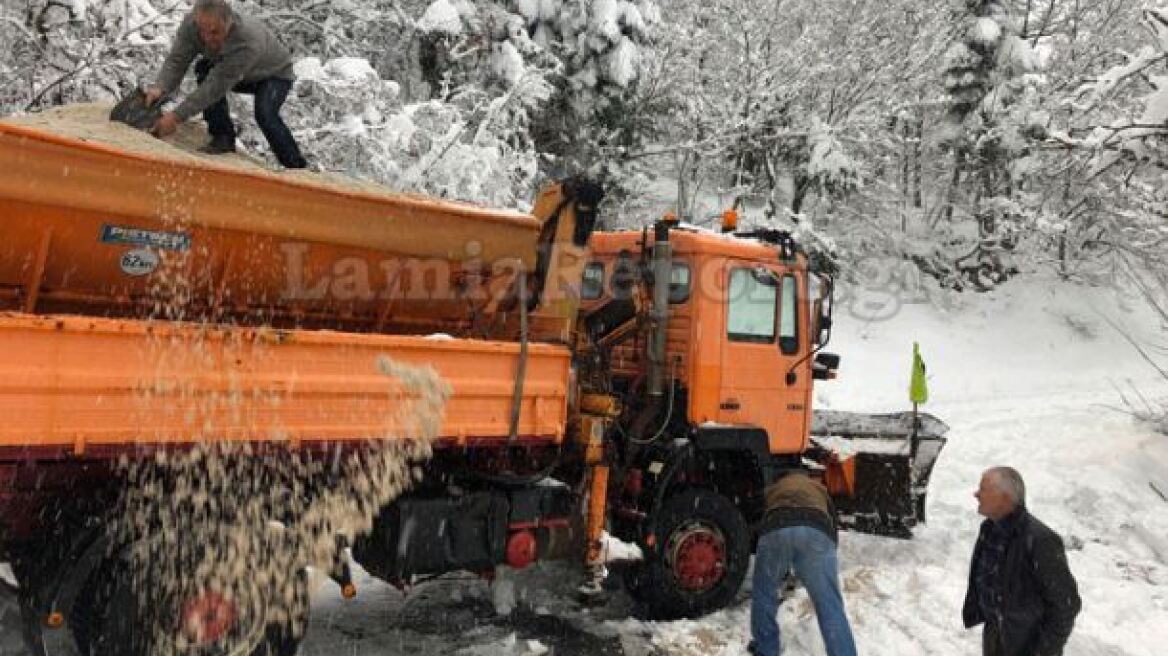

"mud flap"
[811, 410, 948, 538]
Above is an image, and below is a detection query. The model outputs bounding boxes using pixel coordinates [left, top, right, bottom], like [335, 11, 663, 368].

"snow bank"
[296, 57, 380, 86]
[599, 531, 643, 562]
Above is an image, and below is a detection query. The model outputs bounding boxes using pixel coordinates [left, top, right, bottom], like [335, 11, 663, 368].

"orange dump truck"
[0, 115, 946, 656]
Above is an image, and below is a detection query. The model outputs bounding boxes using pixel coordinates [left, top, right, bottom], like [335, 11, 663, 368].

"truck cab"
[568, 220, 849, 618]
[582, 226, 828, 458]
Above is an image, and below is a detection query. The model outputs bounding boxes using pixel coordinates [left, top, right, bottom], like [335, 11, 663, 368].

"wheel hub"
[181, 590, 238, 647]
[667, 523, 726, 592]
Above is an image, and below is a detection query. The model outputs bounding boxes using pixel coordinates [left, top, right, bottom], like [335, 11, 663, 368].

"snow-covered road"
[298, 392, 1168, 656]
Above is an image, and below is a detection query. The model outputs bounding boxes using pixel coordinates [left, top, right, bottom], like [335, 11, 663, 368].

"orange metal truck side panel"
[0, 122, 540, 265]
[0, 313, 570, 452]
[686, 256, 728, 426]
[714, 262, 811, 454]
[0, 121, 540, 333]
[0, 199, 516, 333]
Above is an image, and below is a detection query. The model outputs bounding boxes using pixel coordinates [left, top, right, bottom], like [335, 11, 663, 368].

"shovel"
[109, 88, 166, 130]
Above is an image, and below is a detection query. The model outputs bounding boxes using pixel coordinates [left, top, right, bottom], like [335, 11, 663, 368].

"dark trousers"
[982, 621, 1042, 656]
[195, 58, 307, 168]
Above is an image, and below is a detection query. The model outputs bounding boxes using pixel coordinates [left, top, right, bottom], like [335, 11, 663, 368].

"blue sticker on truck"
[99, 224, 191, 252]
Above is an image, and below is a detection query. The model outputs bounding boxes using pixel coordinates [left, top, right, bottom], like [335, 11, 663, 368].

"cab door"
[716, 262, 809, 454]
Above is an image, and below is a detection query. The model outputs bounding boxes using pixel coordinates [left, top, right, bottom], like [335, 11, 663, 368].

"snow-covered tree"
[1059, 7, 1168, 169]
[0, 0, 177, 111]
[612, 0, 953, 236]
[1, 0, 1162, 300]
[1035, 6, 1168, 315]
[509, 0, 662, 209]
[339, 0, 664, 209]
[940, 0, 1046, 290]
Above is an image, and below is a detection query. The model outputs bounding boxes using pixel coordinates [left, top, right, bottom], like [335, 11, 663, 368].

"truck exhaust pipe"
[647, 219, 673, 398]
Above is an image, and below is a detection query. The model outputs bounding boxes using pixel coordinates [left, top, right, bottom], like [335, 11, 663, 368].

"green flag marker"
[910, 342, 928, 405]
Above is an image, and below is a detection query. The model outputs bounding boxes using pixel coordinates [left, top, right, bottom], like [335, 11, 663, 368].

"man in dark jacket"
[145, 0, 306, 168]
[749, 470, 856, 656]
[964, 466, 1081, 656]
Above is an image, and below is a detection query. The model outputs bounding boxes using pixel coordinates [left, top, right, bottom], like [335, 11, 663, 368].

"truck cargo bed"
[0, 107, 541, 334]
[0, 312, 569, 458]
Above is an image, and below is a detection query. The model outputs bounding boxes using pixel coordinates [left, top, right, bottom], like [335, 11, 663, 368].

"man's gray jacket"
[154, 8, 294, 122]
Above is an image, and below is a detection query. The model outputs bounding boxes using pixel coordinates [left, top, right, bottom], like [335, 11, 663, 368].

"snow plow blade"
[811, 410, 948, 538]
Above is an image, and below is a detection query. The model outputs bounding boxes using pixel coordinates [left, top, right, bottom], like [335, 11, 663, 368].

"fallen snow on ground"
[600, 531, 644, 563]
[297, 275, 1168, 656]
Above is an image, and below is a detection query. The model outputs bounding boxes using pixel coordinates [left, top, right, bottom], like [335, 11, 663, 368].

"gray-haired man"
[146, 0, 306, 168]
[964, 467, 1081, 656]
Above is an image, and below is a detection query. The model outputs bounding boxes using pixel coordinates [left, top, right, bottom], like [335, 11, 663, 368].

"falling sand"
[54, 131, 455, 652]
[4, 102, 460, 655]
[112, 355, 450, 655]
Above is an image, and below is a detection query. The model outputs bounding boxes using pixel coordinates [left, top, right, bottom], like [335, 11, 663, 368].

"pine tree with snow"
[941, 0, 1043, 291]
[510, 0, 662, 204]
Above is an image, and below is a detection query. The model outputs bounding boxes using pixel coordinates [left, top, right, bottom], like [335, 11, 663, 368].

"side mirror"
[817, 313, 832, 345]
[812, 352, 841, 380]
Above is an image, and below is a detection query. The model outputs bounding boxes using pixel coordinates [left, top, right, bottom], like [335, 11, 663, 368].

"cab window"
[727, 268, 777, 342]
[669, 263, 691, 304]
[779, 274, 799, 354]
[581, 262, 604, 300]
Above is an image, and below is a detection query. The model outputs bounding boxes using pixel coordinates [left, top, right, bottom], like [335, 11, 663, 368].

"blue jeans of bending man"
[194, 58, 307, 169]
[751, 525, 857, 656]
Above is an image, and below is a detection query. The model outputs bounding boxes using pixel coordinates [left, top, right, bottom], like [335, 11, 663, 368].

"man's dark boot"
[199, 136, 236, 155]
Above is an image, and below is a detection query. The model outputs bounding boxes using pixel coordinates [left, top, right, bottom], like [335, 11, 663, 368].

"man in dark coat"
[749, 470, 856, 656]
[145, 0, 306, 168]
[964, 466, 1081, 656]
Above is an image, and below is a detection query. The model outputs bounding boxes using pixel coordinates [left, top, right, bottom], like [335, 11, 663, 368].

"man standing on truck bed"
[145, 0, 307, 169]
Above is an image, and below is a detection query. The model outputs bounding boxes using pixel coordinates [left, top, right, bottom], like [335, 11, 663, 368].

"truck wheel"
[631, 489, 750, 619]
[66, 546, 308, 656]
[254, 570, 310, 656]
[12, 520, 105, 656]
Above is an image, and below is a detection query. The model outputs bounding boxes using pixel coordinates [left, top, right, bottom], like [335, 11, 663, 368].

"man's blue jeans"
[194, 58, 307, 169]
[751, 526, 857, 656]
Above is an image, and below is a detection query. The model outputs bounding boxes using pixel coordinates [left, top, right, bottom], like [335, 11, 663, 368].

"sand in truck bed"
[1, 103, 528, 217]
